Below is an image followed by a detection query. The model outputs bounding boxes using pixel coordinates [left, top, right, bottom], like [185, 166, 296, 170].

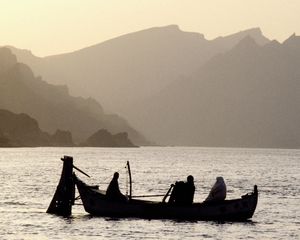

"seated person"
[205, 177, 227, 202]
[106, 172, 127, 202]
[169, 175, 195, 205]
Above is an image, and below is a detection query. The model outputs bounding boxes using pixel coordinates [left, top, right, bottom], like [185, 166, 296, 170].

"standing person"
[106, 172, 127, 202]
[185, 175, 195, 204]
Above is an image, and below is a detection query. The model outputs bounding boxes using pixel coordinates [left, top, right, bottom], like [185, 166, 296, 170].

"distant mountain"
[8, 26, 285, 147]
[130, 35, 300, 148]
[0, 109, 73, 147]
[0, 48, 147, 145]
[8, 26, 270, 118]
[80, 129, 136, 147]
[211, 27, 269, 49]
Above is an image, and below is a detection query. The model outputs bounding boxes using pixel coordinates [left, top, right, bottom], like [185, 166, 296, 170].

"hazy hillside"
[8, 25, 269, 118]
[130, 35, 300, 148]
[10, 26, 294, 148]
[80, 129, 136, 147]
[0, 109, 73, 147]
[0, 48, 147, 145]
[0, 108, 50, 147]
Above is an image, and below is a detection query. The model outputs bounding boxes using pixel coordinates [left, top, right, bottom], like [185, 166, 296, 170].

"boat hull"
[74, 176, 258, 221]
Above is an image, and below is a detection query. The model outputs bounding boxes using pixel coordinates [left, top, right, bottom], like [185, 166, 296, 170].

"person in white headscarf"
[205, 177, 227, 202]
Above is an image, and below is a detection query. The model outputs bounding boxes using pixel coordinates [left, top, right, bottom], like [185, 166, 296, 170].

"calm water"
[0, 147, 299, 239]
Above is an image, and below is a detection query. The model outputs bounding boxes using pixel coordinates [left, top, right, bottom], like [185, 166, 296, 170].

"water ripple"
[0, 147, 299, 239]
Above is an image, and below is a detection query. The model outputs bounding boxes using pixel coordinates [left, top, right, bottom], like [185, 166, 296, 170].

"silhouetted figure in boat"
[106, 172, 127, 202]
[205, 177, 227, 202]
[185, 175, 195, 204]
[169, 175, 195, 205]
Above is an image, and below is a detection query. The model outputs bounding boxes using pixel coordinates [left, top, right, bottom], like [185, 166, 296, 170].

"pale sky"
[1, 0, 299, 56]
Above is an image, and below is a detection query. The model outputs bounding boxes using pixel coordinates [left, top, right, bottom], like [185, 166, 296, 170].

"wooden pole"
[127, 161, 132, 200]
[162, 184, 174, 203]
[47, 156, 75, 216]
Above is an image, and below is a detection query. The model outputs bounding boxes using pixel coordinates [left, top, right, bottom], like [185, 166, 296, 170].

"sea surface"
[0, 147, 299, 239]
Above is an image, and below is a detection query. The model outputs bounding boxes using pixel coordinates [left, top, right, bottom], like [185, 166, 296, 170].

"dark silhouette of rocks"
[0, 108, 135, 148]
[80, 129, 137, 147]
[0, 109, 49, 147]
[0, 130, 11, 147]
[0, 48, 147, 146]
[0, 109, 74, 147]
[51, 129, 73, 147]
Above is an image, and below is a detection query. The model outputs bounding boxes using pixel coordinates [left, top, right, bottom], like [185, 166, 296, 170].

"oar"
[132, 184, 174, 199]
[60, 157, 91, 178]
[73, 164, 91, 178]
[132, 194, 167, 198]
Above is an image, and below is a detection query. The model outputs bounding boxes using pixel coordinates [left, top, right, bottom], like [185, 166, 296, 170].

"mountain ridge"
[7, 26, 271, 116]
[130, 35, 299, 148]
[0, 48, 148, 145]
[5, 26, 298, 148]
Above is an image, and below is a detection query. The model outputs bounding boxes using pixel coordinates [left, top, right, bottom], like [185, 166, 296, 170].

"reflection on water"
[0, 147, 299, 239]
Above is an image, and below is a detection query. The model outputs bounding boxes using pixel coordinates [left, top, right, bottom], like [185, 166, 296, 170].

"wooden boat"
[48, 156, 258, 221]
[74, 176, 258, 221]
[75, 176, 257, 221]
